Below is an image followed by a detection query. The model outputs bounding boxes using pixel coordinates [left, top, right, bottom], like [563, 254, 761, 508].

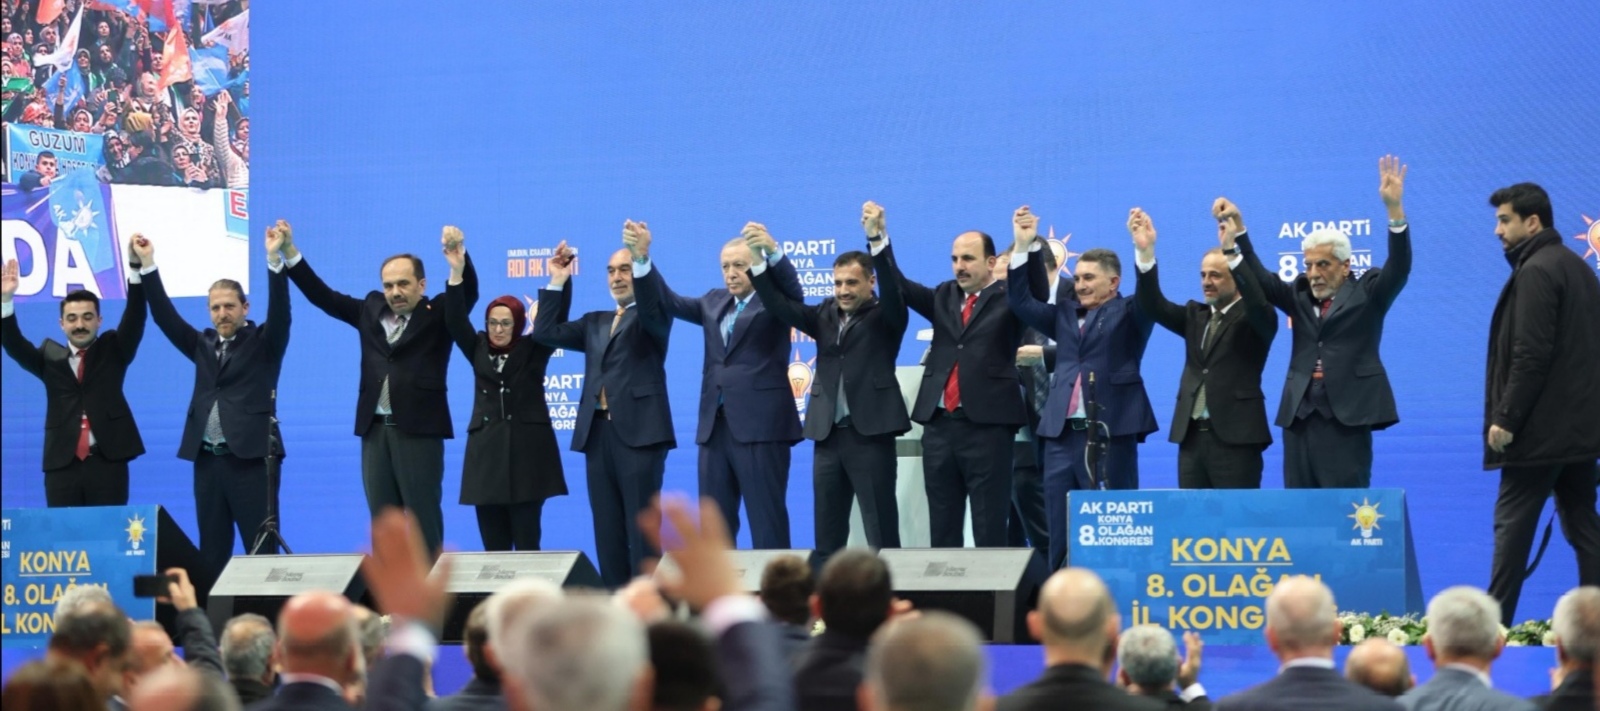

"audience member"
[794, 549, 896, 711]
[1398, 585, 1533, 711]
[650, 621, 723, 711]
[759, 554, 815, 664]
[1, 657, 103, 711]
[46, 601, 132, 705]
[249, 590, 364, 711]
[1118, 626, 1209, 709]
[1536, 587, 1599, 711]
[53, 583, 115, 618]
[860, 611, 990, 711]
[218, 613, 276, 706]
[1000, 568, 1163, 711]
[427, 600, 505, 711]
[125, 665, 240, 711]
[1214, 575, 1401, 711]
[1346, 639, 1413, 697]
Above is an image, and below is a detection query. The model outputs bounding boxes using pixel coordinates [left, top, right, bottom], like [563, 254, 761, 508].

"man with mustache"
[1131, 205, 1277, 489]
[280, 224, 477, 556]
[531, 223, 675, 586]
[750, 201, 909, 564]
[1, 237, 148, 506]
[1008, 205, 1157, 569]
[1233, 155, 1412, 488]
[645, 223, 805, 549]
[131, 225, 292, 577]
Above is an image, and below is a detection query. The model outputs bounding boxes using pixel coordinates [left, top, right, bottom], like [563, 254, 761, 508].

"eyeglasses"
[487, 319, 516, 329]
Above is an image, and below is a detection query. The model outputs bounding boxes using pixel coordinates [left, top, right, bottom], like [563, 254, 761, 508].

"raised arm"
[128, 234, 200, 362]
[877, 235, 936, 320]
[1128, 209, 1186, 336]
[1004, 205, 1058, 339]
[1228, 218, 1278, 343]
[746, 227, 822, 338]
[441, 227, 478, 358]
[653, 261, 706, 325]
[279, 223, 365, 327]
[530, 241, 587, 352]
[623, 220, 673, 347]
[862, 202, 907, 333]
[0, 258, 46, 377]
[115, 236, 148, 364]
[261, 224, 292, 361]
[1366, 155, 1411, 311]
[1220, 198, 1296, 314]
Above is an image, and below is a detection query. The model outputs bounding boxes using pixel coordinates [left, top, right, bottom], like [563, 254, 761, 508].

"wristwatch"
[1222, 247, 1239, 256]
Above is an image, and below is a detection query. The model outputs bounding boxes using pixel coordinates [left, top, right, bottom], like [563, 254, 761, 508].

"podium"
[1067, 489, 1424, 645]
[1, 505, 207, 649]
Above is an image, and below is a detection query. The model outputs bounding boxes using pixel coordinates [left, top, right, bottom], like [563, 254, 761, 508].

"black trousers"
[584, 416, 668, 588]
[1043, 428, 1139, 570]
[922, 411, 1014, 547]
[44, 450, 129, 507]
[195, 449, 276, 578]
[1177, 421, 1264, 489]
[1008, 437, 1049, 559]
[361, 421, 446, 555]
[813, 420, 899, 563]
[1283, 412, 1373, 488]
[699, 411, 792, 549]
[476, 500, 545, 551]
[1488, 460, 1600, 625]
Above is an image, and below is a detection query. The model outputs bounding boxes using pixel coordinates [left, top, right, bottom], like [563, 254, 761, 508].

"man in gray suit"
[1398, 586, 1536, 711]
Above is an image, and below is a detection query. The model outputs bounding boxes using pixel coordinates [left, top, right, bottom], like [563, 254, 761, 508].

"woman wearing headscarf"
[441, 232, 567, 550]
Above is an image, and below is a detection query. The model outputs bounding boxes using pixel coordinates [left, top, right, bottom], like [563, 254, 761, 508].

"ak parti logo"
[1576, 213, 1599, 270]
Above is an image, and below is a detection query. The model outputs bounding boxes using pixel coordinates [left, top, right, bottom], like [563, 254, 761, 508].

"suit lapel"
[1200, 305, 1240, 360]
[1321, 280, 1361, 324]
[726, 295, 759, 354]
[601, 306, 630, 356]
[959, 286, 997, 336]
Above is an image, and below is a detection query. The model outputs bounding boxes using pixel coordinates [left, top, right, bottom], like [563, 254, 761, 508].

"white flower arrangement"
[1337, 611, 1553, 646]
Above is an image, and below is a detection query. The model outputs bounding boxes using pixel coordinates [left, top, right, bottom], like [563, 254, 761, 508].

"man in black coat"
[1533, 587, 1598, 711]
[1131, 207, 1276, 489]
[426, 601, 504, 711]
[442, 236, 566, 552]
[1, 245, 147, 507]
[1233, 156, 1412, 488]
[134, 227, 291, 577]
[532, 224, 675, 587]
[1214, 576, 1402, 711]
[1000, 568, 1165, 711]
[750, 201, 910, 562]
[793, 549, 897, 711]
[280, 225, 477, 556]
[879, 220, 1037, 548]
[1482, 183, 1600, 625]
[247, 591, 364, 711]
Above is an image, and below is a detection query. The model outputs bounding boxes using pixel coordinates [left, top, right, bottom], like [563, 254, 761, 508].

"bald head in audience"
[126, 665, 241, 711]
[1027, 568, 1120, 671]
[1344, 639, 1412, 697]
[861, 611, 992, 711]
[276, 591, 363, 687]
[1264, 576, 1340, 663]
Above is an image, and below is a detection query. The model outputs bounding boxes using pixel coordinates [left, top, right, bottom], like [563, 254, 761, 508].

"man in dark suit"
[531, 223, 674, 587]
[1130, 207, 1276, 489]
[1, 246, 147, 507]
[123, 569, 225, 695]
[427, 601, 504, 711]
[134, 226, 291, 577]
[1007, 206, 1157, 569]
[1481, 183, 1600, 626]
[1005, 246, 1062, 559]
[219, 613, 277, 706]
[1118, 626, 1210, 710]
[650, 225, 804, 549]
[880, 225, 1033, 548]
[1214, 576, 1402, 711]
[1000, 568, 1164, 711]
[1533, 587, 1598, 711]
[279, 225, 476, 556]
[861, 612, 990, 711]
[749, 201, 909, 562]
[1398, 586, 1536, 711]
[1232, 155, 1413, 488]
[793, 549, 897, 711]
[248, 591, 363, 711]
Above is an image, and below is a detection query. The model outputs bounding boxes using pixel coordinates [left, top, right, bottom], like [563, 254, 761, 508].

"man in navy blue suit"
[1007, 205, 1157, 569]
[532, 224, 675, 587]
[648, 224, 804, 549]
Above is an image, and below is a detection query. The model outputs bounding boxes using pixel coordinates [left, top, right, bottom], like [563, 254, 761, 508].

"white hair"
[1553, 586, 1600, 663]
[53, 584, 115, 618]
[483, 579, 565, 644]
[866, 612, 987, 711]
[1266, 576, 1339, 651]
[498, 597, 648, 711]
[1117, 624, 1180, 688]
[1301, 228, 1352, 261]
[1424, 586, 1502, 659]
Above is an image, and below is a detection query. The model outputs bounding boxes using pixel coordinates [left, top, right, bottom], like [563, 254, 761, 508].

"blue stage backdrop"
[3, 2, 1597, 623]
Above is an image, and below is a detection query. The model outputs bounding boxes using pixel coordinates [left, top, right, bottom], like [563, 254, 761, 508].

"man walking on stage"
[1234, 155, 1413, 488]
[1, 241, 147, 507]
[1481, 182, 1600, 625]
[649, 224, 804, 549]
[132, 225, 292, 576]
[751, 201, 909, 563]
[878, 226, 1036, 548]
[1008, 205, 1157, 569]
[279, 225, 476, 556]
[532, 224, 675, 586]
[1131, 206, 1276, 489]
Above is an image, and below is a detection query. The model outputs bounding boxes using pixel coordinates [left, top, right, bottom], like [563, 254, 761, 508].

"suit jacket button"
[1202, 368, 1209, 375]
[957, 344, 964, 350]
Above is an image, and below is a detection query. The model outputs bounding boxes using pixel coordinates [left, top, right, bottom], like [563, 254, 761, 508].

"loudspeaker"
[433, 551, 603, 642]
[654, 549, 813, 592]
[877, 548, 1047, 643]
[206, 554, 369, 634]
